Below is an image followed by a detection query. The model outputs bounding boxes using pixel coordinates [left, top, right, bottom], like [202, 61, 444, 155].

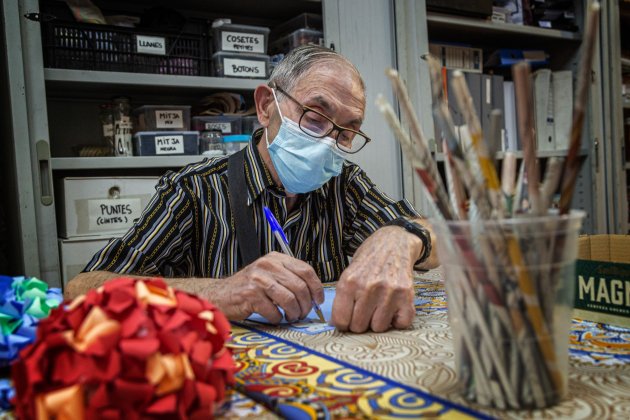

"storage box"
[58, 236, 111, 286]
[212, 22, 270, 54]
[212, 52, 269, 79]
[270, 28, 323, 55]
[133, 131, 199, 156]
[56, 177, 158, 238]
[134, 105, 191, 131]
[192, 115, 241, 134]
[271, 13, 322, 38]
[42, 20, 209, 76]
[223, 134, 250, 155]
[429, 43, 483, 73]
[574, 234, 630, 327]
[241, 115, 262, 135]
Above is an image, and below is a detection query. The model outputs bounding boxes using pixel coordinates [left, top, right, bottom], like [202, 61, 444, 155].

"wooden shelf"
[622, 58, 630, 73]
[427, 13, 581, 42]
[51, 156, 208, 170]
[625, 162, 630, 170]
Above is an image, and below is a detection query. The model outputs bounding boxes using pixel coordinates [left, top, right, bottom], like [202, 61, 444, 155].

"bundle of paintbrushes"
[376, 3, 600, 409]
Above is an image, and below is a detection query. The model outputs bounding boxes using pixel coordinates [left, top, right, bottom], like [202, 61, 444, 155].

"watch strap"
[384, 217, 432, 266]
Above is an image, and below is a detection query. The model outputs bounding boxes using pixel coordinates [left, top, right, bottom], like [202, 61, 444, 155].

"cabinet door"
[1, 0, 41, 276]
[600, 0, 628, 233]
[14, 0, 61, 287]
[323, 0, 406, 202]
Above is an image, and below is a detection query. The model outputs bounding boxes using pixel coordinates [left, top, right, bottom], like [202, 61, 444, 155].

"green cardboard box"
[574, 235, 630, 327]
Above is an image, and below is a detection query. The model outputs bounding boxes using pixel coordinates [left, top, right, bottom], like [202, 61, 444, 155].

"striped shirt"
[84, 132, 420, 282]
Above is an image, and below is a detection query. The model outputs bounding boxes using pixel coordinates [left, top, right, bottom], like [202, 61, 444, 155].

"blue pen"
[262, 206, 326, 323]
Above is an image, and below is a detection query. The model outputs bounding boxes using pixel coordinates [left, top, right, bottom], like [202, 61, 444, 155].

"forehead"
[290, 63, 365, 116]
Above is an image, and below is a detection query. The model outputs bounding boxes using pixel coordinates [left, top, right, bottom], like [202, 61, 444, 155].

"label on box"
[574, 259, 630, 326]
[205, 122, 232, 133]
[155, 135, 184, 154]
[88, 198, 142, 231]
[221, 31, 265, 53]
[136, 35, 166, 55]
[155, 110, 184, 129]
[224, 58, 265, 78]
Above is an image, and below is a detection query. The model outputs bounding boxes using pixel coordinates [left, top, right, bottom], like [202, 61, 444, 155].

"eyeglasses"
[272, 84, 371, 154]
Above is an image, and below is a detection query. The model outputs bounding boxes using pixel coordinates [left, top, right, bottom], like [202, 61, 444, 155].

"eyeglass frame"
[269, 82, 371, 154]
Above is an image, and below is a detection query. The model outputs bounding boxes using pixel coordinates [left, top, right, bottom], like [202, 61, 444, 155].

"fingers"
[246, 252, 323, 322]
[331, 280, 355, 331]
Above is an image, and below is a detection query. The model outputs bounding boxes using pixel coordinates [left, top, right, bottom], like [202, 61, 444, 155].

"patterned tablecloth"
[228, 268, 630, 419]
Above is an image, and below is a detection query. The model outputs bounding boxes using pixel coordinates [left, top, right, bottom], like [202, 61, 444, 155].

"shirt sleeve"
[83, 174, 196, 277]
[341, 163, 421, 256]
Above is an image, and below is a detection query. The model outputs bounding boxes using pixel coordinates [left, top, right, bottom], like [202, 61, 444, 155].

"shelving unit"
[394, 0, 598, 232]
[3, 0, 405, 283]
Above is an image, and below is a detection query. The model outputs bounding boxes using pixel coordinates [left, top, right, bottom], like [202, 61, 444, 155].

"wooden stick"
[559, 2, 601, 214]
[376, 95, 455, 219]
[512, 62, 542, 215]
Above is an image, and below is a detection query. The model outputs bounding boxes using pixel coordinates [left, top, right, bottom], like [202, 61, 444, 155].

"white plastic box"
[55, 176, 159, 238]
[133, 105, 191, 131]
[212, 22, 270, 54]
[58, 236, 111, 286]
[224, 134, 250, 155]
[212, 51, 269, 79]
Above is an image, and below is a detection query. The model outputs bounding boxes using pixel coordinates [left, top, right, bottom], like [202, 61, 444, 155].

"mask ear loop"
[266, 88, 286, 148]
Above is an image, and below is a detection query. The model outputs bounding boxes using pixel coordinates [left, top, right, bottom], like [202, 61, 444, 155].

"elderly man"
[67, 45, 438, 333]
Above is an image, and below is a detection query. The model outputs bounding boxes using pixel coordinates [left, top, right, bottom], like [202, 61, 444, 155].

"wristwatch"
[384, 217, 432, 266]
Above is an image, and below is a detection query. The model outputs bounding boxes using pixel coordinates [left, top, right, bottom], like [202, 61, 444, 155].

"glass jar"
[112, 97, 133, 156]
[199, 130, 226, 157]
[99, 103, 114, 155]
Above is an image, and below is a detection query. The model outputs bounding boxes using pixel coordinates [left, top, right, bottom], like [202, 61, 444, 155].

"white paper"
[221, 31, 265, 53]
[155, 110, 184, 129]
[205, 122, 232, 133]
[155, 135, 184, 154]
[88, 198, 142, 231]
[223, 58, 265, 78]
[136, 35, 166, 55]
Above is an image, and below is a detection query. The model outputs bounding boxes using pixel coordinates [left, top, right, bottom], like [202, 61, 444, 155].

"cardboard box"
[574, 234, 630, 327]
[56, 177, 158, 238]
[58, 236, 111, 286]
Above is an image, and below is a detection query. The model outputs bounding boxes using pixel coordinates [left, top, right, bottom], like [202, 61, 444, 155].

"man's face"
[268, 63, 366, 144]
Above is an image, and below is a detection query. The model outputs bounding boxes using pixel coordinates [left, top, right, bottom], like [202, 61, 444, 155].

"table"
[227, 268, 630, 419]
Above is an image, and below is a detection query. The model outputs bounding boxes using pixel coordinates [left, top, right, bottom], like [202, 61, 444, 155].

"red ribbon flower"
[12, 277, 236, 419]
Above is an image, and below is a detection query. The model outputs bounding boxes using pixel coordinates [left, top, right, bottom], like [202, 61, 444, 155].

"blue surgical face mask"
[265, 90, 347, 194]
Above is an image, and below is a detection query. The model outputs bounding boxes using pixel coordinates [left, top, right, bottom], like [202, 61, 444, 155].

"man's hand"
[213, 252, 324, 323]
[331, 224, 424, 333]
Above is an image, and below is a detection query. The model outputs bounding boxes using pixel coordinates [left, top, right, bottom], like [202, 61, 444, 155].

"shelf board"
[625, 162, 630, 170]
[622, 58, 630, 72]
[427, 13, 581, 42]
[51, 156, 208, 170]
[44, 69, 263, 95]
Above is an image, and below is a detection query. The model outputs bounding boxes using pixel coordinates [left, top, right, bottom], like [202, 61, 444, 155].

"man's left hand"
[331, 223, 425, 333]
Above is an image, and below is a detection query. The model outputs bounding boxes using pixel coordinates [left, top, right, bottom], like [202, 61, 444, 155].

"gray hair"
[268, 45, 365, 98]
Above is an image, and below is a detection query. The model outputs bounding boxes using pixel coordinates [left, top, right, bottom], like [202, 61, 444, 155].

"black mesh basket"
[42, 20, 209, 76]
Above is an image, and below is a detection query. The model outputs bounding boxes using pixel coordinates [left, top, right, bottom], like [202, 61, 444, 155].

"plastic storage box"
[223, 134, 250, 155]
[271, 13, 322, 37]
[133, 105, 191, 131]
[133, 131, 199, 155]
[212, 22, 270, 54]
[192, 115, 242, 134]
[269, 28, 323, 55]
[241, 116, 262, 135]
[212, 52, 269, 79]
[42, 20, 209, 76]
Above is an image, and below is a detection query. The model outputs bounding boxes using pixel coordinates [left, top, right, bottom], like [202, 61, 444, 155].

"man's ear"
[254, 85, 275, 128]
